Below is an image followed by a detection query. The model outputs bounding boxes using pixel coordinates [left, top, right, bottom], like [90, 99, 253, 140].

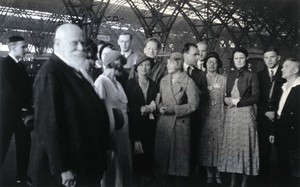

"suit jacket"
[123, 51, 138, 72]
[0, 55, 32, 130]
[275, 84, 300, 150]
[148, 57, 167, 85]
[226, 68, 260, 107]
[28, 54, 110, 184]
[188, 67, 209, 104]
[257, 66, 285, 135]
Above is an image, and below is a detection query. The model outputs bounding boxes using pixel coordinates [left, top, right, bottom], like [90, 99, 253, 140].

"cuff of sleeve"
[232, 98, 240, 106]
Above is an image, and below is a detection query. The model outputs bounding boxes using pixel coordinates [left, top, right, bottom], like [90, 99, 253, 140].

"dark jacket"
[28, 54, 110, 184]
[275, 84, 300, 150]
[0, 56, 32, 127]
[257, 66, 285, 117]
[257, 66, 285, 136]
[125, 76, 159, 142]
[0, 55, 32, 173]
[226, 68, 260, 107]
[189, 67, 209, 103]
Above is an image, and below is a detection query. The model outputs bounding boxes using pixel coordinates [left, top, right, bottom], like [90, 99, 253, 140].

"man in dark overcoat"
[28, 23, 110, 187]
[0, 36, 33, 185]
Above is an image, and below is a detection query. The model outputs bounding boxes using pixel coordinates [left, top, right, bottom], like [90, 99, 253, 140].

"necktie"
[270, 69, 274, 82]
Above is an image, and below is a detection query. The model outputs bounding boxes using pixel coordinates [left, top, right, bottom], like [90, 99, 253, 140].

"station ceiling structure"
[0, 0, 299, 58]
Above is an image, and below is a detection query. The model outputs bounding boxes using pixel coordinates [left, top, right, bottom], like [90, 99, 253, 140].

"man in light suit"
[28, 23, 110, 187]
[0, 36, 33, 185]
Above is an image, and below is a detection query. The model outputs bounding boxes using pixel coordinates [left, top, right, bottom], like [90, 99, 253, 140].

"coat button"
[291, 126, 294, 130]
[291, 112, 293, 115]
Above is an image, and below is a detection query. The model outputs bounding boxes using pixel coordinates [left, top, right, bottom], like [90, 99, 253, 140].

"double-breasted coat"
[154, 72, 199, 176]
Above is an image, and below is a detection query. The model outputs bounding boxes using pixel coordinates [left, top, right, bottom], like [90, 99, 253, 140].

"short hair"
[84, 38, 97, 60]
[182, 42, 197, 54]
[263, 46, 280, 55]
[233, 47, 248, 58]
[144, 37, 161, 50]
[197, 40, 207, 47]
[8, 36, 24, 43]
[119, 32, 133, 40]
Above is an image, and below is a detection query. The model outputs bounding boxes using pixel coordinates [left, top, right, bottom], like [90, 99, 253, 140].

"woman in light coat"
[154, 52, 199, 184]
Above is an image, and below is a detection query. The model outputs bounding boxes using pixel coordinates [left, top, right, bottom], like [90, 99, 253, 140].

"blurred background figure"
[84, 38, 99, 82]
[117, 32, 138, 74]
[196, 41, 208, 71]
[0, 35, 33, 186]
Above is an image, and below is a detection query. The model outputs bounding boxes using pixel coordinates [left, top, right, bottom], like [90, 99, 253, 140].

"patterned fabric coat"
[154, 72, 199, 176]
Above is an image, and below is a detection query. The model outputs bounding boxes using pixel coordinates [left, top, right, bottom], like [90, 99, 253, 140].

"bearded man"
[28, 23, 110, 187]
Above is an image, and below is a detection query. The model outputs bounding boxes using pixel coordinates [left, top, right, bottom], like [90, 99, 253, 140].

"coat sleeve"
[237, 72, 260, 107]
[34, 72, 68, 175]
[257, 72, 268, 117]
[174, 79, 199, 117]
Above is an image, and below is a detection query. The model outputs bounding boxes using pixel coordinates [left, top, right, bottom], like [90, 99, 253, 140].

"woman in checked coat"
[154, 52, 199, 184]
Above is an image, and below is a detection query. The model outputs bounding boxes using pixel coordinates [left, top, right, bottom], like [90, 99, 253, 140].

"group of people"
[0, 23, 299, 187]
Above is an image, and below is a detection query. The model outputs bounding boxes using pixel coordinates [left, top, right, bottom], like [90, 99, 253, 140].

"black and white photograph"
[0, 0, 299, 186]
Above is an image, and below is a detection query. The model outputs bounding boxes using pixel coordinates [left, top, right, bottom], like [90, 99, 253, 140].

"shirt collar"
[268, 65, 279, 75]
[282, 76, 300, 91]
[8, 53, 19, 63]
[183, 62, 194, 72]
[121, 49, 132, 58]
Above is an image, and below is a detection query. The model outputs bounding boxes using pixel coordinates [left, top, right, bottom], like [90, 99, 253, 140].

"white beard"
[65, 51, 88, 71]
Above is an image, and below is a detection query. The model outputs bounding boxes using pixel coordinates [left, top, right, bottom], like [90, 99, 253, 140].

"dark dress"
[126, 76, 159, 178]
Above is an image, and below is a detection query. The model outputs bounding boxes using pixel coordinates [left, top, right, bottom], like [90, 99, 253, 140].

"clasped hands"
[134, 141, 144, 155]
[140, 105, 152, 115]
[225, 97, 239, 108]
[61, 170, 77, 187]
